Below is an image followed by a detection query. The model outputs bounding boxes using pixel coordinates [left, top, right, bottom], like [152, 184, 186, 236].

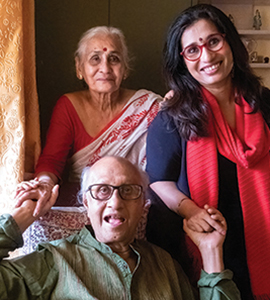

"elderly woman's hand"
[15, 178, 40, 195]
[163, 90, 174, 101]
[12, 185, 59, 233]
[15, 179, 55, 217]
[159, 90, 175, 108]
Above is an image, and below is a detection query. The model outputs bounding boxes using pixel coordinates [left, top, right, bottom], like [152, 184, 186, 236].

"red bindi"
[199, 38, 203, 42]
[103, 47, 107, 51]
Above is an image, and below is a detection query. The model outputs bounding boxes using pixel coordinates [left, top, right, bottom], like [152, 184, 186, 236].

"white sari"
[68, 89, 161, 181]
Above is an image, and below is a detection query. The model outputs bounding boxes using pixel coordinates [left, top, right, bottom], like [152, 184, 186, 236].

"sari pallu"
[68, 90, 161, 182]
[187, 87, 270, 299]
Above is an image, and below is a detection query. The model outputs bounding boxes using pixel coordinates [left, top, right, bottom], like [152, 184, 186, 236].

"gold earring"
[78, 74, 83, 80]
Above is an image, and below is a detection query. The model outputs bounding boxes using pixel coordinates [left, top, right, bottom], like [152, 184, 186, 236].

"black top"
[146, 110, 254, 299]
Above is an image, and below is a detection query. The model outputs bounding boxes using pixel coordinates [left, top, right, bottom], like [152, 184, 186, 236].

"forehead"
[181, 19, 219, 46]
[86, 34, 122, 53]
[87, 160, 142, 186]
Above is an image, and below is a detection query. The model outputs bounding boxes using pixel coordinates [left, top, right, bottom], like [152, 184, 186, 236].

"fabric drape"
[187, 87, 270, 299]
[0, 0, 40, 214]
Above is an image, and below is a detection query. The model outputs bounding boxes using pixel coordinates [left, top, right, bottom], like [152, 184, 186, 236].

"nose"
[100, 58, 111, 73]
[107, 190, 124, 209]
[200, 45, 215, 62]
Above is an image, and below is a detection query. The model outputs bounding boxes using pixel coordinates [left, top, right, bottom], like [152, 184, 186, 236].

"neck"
[204, 81, 236, 129]
[108, 240, 133, 256]
[108, 241, 138, 272]
[204, 79, 234, 106]
[87, 88, 123, 112]
[115, 247, 133, 260]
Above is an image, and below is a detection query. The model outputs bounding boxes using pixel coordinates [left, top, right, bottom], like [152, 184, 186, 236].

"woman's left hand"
[184, 204, 227, 250]
[184, 205, 226, 273]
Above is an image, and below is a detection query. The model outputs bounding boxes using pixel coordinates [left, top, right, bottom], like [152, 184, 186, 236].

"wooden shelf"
[239, 30, 270, 39]
[254, 0, 270, 4]
[211, 0, 253, 3]
[204, 0, 268, 4]
[250, 63, 270, 68]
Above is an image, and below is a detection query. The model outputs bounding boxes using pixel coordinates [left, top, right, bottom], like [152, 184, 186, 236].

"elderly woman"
[16, 26, 161, 216]
[146, 4, 270, 300]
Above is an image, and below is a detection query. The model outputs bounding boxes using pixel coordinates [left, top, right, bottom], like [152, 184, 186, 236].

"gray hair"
[74, 26, 131, 72]
[77, 160, 149, 204]
[77, 165, 91, 204]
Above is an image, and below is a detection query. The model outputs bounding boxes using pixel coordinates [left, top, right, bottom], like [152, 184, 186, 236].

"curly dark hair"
[163, 4, 264, 141]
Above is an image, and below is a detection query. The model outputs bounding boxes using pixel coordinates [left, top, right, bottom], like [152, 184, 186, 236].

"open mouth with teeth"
[104, 215, 126, 227]
[202, 62, 221, 73]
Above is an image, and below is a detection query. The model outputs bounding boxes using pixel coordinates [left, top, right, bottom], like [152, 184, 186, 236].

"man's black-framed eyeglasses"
[87, 184, 143, 201]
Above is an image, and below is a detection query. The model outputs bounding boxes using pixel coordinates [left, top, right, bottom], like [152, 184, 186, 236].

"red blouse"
[35, 95, 93, 179]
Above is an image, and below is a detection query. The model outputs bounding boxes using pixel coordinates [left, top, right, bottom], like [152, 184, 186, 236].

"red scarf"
[187, 87, 270, 299]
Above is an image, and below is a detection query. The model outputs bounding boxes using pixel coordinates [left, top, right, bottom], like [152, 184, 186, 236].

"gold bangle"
[177, 197, 191, 212]
[180, 197, 190, 204]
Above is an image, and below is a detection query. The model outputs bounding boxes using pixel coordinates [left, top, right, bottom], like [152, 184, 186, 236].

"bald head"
[80, 156, 147, 197]
[91, 156, 142, 180]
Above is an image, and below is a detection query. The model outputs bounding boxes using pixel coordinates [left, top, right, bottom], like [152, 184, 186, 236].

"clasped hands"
[15, 178, 58, 217]
[184, 204, 226, 273]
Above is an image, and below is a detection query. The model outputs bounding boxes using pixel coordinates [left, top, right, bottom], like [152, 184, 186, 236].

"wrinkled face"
[83, 158, 145, 247]
[181, 19, 234, 91]
[76, 34, 126, 95]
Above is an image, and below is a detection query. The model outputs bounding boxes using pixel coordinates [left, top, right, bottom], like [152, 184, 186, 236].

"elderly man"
[0, 156, 240, 299]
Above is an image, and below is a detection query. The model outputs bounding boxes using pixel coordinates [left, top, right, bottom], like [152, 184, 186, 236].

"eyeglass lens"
[182, 34, 224, 61]
[88, 184, 142, 201]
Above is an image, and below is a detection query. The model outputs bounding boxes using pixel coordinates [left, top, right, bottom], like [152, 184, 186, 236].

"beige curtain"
[0, 0, 40, 213]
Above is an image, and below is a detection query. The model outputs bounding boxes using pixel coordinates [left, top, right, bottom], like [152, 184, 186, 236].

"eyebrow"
[88, 50, 121, 56]
[183, 32, 220, 48]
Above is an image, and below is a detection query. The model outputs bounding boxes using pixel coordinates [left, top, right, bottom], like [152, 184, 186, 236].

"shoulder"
[36, 231, 82, 254]
[128, 89, 163, 103]
[133, 89, 163, 102]
[64, 90, 85, 100]
[63, 91, 86, 108]
[54, 94, 73, 109]
[147, 110, 182, 155]
[149, 110, 178, 133]
[50, 95, 78, 121]
[54, 92, 89, 118]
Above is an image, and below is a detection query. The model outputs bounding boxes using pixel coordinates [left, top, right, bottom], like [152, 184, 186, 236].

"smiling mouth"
[202, 62, 221, 73]
[104, 215, 125, 226]
[97, 78, 113, 81]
